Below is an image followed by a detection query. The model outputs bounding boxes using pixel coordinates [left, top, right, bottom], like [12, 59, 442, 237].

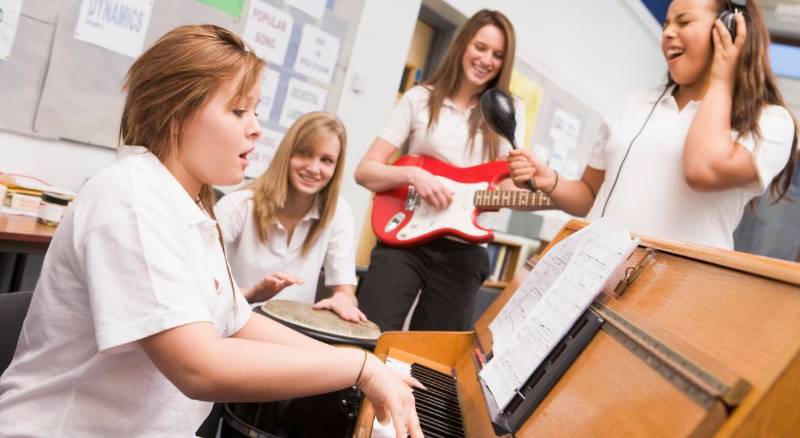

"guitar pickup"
[405, 186, 421, 211]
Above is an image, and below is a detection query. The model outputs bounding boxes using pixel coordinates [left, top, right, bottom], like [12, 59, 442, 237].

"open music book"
[480, 218, 639, 410]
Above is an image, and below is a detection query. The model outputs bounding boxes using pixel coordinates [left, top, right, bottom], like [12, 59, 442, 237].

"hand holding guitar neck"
[479, 88, 538, 192]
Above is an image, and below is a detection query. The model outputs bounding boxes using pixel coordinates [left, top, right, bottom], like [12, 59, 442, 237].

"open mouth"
[239, 147, 253, 160]
[474, 65, 491, 76]
[666, 47, 684, 60]
[299, 174, 321, 183]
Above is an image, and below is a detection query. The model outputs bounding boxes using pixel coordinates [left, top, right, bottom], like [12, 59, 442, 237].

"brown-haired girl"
[0, 25, 422, 438]
[509, 0, 797, 250]
[215, 111, 365, 322]
[355, 9, 524, 331]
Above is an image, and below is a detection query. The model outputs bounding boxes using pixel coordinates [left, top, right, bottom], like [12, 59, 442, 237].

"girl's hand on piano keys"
[358, 353, 426, 438]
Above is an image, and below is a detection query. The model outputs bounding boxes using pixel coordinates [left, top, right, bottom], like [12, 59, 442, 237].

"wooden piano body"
[354, 220, 800, 437]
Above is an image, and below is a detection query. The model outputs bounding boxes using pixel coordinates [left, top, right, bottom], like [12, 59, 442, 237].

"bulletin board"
[510, 58, 604, 182]
[0, 0, 354, 174]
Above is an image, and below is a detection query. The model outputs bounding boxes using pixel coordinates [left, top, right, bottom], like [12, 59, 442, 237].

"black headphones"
[719, 0, 747, 41]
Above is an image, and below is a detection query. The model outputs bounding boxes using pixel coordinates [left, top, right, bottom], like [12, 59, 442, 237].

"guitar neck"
[474, 190, 555, 210]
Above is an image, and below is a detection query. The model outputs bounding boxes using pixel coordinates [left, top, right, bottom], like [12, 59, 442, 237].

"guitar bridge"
[405, 186, 421, 211]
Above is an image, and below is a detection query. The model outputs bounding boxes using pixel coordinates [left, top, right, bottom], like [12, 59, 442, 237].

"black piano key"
[410, 363, 456, 381]
[413, 389, 461, 413]
[414, 382, 459, 403]
[417, 414, 464, 438]
[413, 396, 465, 431]
[413, 397, 464, 428]
[411, 371, 459, 396]
[411, 366, 459, 394]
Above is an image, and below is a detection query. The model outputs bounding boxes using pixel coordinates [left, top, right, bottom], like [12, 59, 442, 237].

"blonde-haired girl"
[216, 111, 365, 322]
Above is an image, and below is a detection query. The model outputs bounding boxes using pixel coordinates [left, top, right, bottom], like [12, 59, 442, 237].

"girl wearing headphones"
[354, 9, 524, 332]
[509, 0, 797, 250]
[0, 25, 421, 438]
[215, 112, 365, 322]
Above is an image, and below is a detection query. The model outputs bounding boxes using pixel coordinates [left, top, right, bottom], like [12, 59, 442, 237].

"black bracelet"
[543, 170, 559, 195]
[355, 350, 368, 386]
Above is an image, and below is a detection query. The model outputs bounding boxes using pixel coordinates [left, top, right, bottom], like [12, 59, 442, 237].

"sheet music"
[481, 219, 638, 409]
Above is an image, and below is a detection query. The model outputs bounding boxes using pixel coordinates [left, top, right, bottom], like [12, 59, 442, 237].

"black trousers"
[358, 239, 489, 331]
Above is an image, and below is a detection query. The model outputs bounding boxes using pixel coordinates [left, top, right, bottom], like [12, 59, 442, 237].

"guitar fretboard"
[474, 190, 554, 210]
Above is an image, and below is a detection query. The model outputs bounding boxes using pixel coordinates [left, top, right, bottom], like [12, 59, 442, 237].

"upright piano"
[354, 220, 800, 437]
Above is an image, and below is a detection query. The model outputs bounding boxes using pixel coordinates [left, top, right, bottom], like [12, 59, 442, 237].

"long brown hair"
[249, 112, 347, 255]
[424, 9, 516, 161]
[120, 24, 265, 214]
[668, 0, 798, 202]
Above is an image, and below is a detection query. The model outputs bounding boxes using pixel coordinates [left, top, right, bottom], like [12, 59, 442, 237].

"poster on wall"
[279, 77, 327, 128]
[245, 128, 284, 178]
[256, 68, 281, 124]
[509, 70, 544, 148]
[74, 0, 153, 58]
[549, 108, 582, 149]
[197, 0, 245, 18]
[293, 24, 340, 84]
[0, 0, 23, 60]
[243, 0, 293, 66]
[285, 0, 326, 20]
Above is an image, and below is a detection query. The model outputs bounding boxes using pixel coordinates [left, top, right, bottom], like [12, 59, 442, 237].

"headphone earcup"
[717, 10, 737, 41]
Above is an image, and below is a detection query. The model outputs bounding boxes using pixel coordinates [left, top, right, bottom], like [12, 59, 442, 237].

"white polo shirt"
[0, 147, 251, 437]
[379, 85, 524, 166]
[586, 88, 795, 249]
[215, 189, 357, 304]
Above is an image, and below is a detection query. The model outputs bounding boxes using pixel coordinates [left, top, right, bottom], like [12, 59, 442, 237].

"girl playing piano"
[0, 24, 421, 438]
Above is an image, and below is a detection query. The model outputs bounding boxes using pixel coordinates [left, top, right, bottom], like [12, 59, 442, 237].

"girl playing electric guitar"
[355, 10, 525, 331]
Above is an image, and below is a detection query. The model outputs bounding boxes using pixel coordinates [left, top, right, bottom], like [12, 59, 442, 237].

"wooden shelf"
[482, 280, 510, 290]
[483, 232, 540, 289]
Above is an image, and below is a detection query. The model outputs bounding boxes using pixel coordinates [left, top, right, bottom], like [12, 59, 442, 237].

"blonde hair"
[424, 9, 516, 161]
[120, 24, 265, 214]
[250, 112, 347, 255]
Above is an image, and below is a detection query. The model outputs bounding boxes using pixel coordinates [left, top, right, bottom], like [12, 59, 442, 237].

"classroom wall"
[3, 0, 664, 231]
[0, 132, 115, 191]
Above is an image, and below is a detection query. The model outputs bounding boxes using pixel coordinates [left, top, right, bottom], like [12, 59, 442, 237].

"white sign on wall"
[279, 78, 327, 128]
[243, 0, 293, 66]
[74, 0, 153, 58]
[549, 108, 582, 149]
[0, 0, 23, 60]
[293, 24, 340, 84]
[245, 128, 284, 178]
[256, 68, 281, 123]
[286, 0, 326, 20]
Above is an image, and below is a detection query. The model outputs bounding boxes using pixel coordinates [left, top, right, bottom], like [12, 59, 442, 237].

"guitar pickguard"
[395, 178, 490, 242]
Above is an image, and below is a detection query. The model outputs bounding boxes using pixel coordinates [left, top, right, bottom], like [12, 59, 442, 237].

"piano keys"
[369, 358, 466, 438]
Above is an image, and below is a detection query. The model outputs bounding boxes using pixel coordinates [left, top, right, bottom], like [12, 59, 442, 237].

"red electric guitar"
[372, 155, 556, 247]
